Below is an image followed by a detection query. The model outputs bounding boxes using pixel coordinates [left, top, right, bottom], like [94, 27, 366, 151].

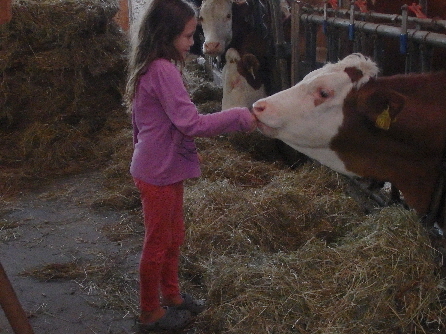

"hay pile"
[0, 0, 129, 194]
[182, 144, 445, 333]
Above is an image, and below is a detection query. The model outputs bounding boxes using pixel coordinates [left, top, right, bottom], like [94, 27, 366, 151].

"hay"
[21, 258, 139, 312]
[0, 0, 129, 194]
[180, 122, 446, 333]
[182, 161, 366, 283]
[21, 261, 104, 281]
[5, 0, 119, 46]
[193, 208, 443, 334]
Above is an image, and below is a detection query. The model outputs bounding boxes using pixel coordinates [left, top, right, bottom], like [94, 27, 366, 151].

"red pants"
[134, 178, 185, 312]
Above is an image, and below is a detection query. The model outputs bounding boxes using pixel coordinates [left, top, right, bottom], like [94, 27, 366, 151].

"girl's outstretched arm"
[148, 60, 257, 137]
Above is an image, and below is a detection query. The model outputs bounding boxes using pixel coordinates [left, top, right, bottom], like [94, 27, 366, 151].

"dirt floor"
[0, 171, 141, 334]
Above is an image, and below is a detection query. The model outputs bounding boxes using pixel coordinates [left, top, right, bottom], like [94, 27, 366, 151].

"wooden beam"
[0, 262, 35, 334]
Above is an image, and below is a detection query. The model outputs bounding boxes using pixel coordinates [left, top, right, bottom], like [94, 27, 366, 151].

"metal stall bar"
[300, 14, 446, 48]
[268, 0, 290, 92]
[291, 0, 301, 85]
[294, 13, 446, 80]
[304, 7, 446, 30]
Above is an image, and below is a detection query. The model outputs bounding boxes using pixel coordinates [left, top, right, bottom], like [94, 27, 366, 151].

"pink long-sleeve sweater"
[130, 58, 255, 186]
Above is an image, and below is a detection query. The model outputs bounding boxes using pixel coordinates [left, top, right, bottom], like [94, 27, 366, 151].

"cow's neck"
[331, 73, 446, 214]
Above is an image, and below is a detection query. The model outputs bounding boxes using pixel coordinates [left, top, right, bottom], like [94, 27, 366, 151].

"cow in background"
[199, 0, 280, 98]
[198, 0, 332, 98]
[221, 48, 266, 109]
[199, 0, 280, 57]
[253, 53, 446, 228]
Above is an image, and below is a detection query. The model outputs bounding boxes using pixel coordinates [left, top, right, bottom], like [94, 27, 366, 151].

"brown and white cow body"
[222, 48, 266, 109]
[253, 53, 446, 219]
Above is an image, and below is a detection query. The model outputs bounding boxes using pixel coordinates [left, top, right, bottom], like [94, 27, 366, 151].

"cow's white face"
[253, 54, 379, 175]
[199, 0, 234, 56]
[199, 0, 290, 56]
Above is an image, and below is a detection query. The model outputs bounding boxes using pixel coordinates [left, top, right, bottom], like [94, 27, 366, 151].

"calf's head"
[252, 53, 382, 174]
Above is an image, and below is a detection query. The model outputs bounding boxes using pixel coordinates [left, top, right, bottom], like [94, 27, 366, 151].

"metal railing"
[290, 2, 446, 85]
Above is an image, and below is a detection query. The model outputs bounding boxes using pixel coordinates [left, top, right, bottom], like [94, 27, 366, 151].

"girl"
[125, 0, 257, 331]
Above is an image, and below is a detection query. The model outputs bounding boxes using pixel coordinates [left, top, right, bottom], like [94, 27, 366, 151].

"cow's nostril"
[204, 42, 220, 50]
[253, 101, 266, 113]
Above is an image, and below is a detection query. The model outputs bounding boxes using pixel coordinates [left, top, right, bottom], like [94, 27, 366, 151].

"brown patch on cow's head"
[354, 86, 406, 130]
[237, 53, 263, 90]
[344, 66, 364, 83]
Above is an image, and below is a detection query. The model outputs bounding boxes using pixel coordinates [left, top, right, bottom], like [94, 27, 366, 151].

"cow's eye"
[320, 89, 330, 98]
[226, 13, 231, 19]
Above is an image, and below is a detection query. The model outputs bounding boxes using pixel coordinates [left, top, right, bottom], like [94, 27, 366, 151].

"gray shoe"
[173, 293, 206, 315]
[135, 307, 192, 332]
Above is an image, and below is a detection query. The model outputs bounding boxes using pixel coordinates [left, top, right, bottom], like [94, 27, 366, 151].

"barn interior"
[1, 0, 446, 333]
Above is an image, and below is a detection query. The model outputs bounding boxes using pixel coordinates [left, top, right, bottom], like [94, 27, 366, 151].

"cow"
[252, 53, 446, 228]
[198, 0, 329, 105]
[198, 0, 281, 96]
[198, 0, 290, 57]
[221, 48, 266, 109]
[198, 0, 328, 63]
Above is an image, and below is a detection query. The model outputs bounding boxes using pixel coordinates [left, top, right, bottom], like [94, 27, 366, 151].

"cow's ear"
[345, 66, 363, 83]
[356, 88, 406, 130]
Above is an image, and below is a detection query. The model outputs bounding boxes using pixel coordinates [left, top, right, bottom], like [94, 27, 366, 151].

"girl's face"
[174, 17, 197, 59]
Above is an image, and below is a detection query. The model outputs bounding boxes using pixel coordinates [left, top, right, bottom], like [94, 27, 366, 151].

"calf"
[253, 53, 446, 226]
[221, 48, 266, 109]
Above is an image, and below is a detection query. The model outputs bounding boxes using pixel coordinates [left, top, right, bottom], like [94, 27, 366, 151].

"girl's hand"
[246, 110, 258, 133]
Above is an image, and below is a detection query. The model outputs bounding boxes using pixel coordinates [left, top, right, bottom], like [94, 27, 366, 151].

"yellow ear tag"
[375, 106, 392, 130]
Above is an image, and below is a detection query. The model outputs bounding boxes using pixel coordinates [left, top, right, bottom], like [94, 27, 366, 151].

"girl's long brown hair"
[125, 0, 197, 111]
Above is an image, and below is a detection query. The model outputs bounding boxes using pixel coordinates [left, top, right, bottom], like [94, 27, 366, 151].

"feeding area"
[1, 1, 446, 333]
